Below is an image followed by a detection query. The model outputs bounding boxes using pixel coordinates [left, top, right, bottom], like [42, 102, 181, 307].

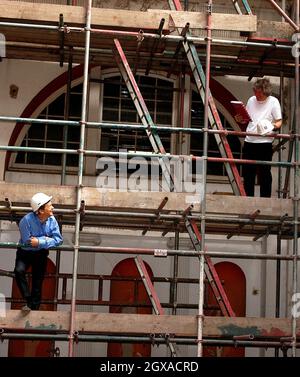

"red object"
[107, 258, 153, 357]
[231, 101, 252, 124]
[8, 258, 57, 357]
[204, 261, 246, 357]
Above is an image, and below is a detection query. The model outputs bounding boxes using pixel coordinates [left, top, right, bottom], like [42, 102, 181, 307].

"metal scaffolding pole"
[266, 0, 299, 31]
[170, 230, 180, 315]
[61, 47, 73, 185]
[292, 0, 300, 358]
[0, 115, 296, 140]
[0, 1, 299, 357]
[0, 331, 298, 349]
[0, 242, 299, 261]
[68, 0, 92, 357]
[195, 0, 212, 357]
[0, 20, 294, 50]
[0, 204, 295, 228]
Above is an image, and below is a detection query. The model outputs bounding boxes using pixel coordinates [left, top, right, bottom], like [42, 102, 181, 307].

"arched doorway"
[204, 261, 246, 357]
[107, 257, 154, 357]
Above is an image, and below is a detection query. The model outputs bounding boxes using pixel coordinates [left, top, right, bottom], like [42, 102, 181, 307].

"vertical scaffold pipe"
[68, 0, 92, 357]
[196, 0, 212, 358]
[292, 0, 300, 358]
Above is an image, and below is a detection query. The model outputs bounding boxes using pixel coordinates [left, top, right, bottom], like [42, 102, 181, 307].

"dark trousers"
[242, 141, 273, 197]
[14, 248, 48, 310]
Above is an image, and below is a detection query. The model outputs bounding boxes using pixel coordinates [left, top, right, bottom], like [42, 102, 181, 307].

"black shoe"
[21, 305, 31, 314]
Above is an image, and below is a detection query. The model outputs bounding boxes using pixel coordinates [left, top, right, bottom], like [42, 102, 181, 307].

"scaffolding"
[0, 0, 299, 358]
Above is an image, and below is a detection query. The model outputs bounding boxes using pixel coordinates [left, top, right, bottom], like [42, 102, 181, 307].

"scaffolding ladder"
[232, 0, 253, 15]
[113, 39, 235, 317]
[185, 216, 235, 317]
[181, 36, 246, 196]
[134, 256, 177, 357]
[168, 0, 246, 196]
[113, 38, 175, 191]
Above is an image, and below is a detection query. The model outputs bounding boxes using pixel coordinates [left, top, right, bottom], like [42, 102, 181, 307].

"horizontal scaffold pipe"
[0, 332, 298, 348]
[0, 206, 294, 226]
[0, 145, 295, 168]
[0, 116, 295, 140]
[0, 242, 298, 260]
[0, 21, 292, 50]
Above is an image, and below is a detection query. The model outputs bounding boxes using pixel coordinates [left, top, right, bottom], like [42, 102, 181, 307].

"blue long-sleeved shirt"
[19, 212, 63, 251]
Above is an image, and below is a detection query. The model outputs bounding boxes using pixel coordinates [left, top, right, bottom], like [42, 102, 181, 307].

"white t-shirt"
[245, 95, 282, 143]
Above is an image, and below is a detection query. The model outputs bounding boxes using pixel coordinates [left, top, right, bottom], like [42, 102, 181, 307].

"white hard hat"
[257, 119, 274, 136]
[31, 192, 52, 212]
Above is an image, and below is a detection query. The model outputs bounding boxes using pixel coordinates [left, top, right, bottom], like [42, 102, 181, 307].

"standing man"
[243, 77, 282, 197]
[14, 193, 63, 312]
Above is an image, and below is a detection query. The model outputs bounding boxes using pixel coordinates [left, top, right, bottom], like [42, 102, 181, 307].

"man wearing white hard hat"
[242, 78, 282, 197]
[14, 193, 63, 313]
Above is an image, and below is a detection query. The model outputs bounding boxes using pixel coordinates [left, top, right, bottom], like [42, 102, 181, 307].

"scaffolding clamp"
[0, 328, 4, 343]
[233, 334, 254, 347]
[182, 23, 190, 40]
[59, 14, 65, 67]
[5, 197, 17, 224]
[207, 3, 213, 15]
[73, 331, 79, 344]
[149, 333, 158, 347]
[142, 197, 168, 235]
[182, 204, 194, 218]
[227, 209, 260, 239]
[79, 200, 85, 231]
[137, 30, 144, 43]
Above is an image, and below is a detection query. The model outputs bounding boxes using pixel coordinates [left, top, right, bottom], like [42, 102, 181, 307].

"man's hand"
[30, 237, 39, 247]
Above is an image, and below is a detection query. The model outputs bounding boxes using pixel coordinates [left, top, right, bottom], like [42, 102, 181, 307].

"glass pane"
[67, 127, 80, 142]
[103, 97, 119, 110]
[15, 152, 25, 163]
[104, 82, 120, 97]
[103, 110, 119, 122]
[157, 101, 172, 113]
[27, 153, 44, 164]
[48, 94, 65, 115]
[46, 141, 62, 149]
[156, 113, 172, 125]
[145, 100, 155, 112]
[28, 124, 45, 139]
[45, 153, 62, 166]
[28, 140, 44, 148]
[69, 94, 82, 117]
[121, 111, 137, 123]
[47, 124, 63, 141]
[66, 154, 79, 167]
[121, 99, 136, 111]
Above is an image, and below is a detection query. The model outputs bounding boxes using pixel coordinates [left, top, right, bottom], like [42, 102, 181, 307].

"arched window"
[100, 75, 173, 153]
[12, 84, 82, 171]
[11, 73, 241, 179]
